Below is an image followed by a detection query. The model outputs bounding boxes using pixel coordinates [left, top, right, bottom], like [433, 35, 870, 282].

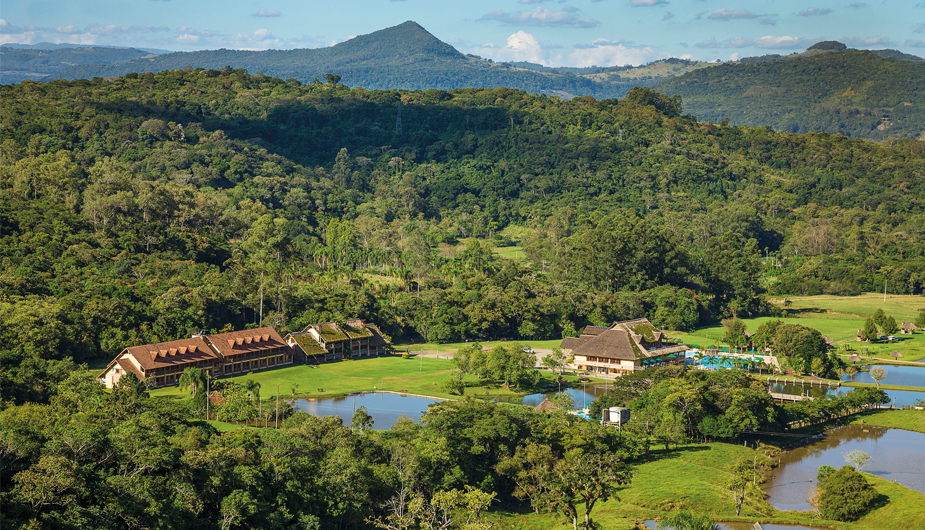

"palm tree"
[179, 367, 207, 412]
[693, 352, 705, 366]
[242, 379, 261, 401]
[179, 367, 205, 397]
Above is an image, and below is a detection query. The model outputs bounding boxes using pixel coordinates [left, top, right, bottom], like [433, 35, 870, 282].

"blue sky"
[1, 0, 922, 66]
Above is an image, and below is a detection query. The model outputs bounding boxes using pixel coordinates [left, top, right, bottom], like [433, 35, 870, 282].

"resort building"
[207, 327, 293, 376]
[98, 336, 222, 389]
[285, 319, 390, 362]
[97, 326, 293, 389]
[560, 318, 687, 376]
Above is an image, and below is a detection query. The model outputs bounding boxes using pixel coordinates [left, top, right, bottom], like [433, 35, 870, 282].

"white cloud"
[253, 9, 281, 18]
[663, 11, 675, 20]
[568, 39, 666, 66]
[709, 9, 761, 20]
[906, 39, 925, 48]
[630, 0, 669, 6]
[697, 35, 817, 49]
[479, 7, 600, 28]
[462, 31, 549, 64]
[848, 3, 867, 8]
[915, 23, 925, 34]
[798, 8, 833, 16]
[840, 35, 895, 47]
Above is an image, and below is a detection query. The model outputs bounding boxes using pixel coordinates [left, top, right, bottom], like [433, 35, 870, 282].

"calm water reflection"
[763, 425, 925, 511]
[494, 385, 608, 408]
[293, 392, 443, 430]
[768, 382, 925, 407]
[842, 364, 925, 388]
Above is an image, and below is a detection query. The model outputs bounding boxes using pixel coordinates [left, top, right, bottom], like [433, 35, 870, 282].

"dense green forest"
[2, 69, 925, 402]
[2, 63, 924, 529]
[654, 48, 925, 140]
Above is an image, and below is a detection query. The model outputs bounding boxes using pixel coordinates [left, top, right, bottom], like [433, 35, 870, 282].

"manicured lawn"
[206, 420, 242, 432]
[783, 294, 925, 321]
[151, 355, 569, 401]
[393, 339, 566, 356]
[668, 294, 925, 363]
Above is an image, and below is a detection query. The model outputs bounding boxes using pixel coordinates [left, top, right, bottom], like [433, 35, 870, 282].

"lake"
[293, 392, 444, 430]
[842, 364, 925, 388]
[763, 425, 925, 511]
[494, 384, 608, 408]
[768, 382, 925, 407]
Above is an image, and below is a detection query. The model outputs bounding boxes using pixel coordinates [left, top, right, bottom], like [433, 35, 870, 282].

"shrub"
[817, 465, 877, 521]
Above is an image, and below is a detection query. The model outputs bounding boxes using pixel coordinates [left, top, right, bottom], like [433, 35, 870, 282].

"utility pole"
[884, 280, 887, 302]
[395, 100, 403, 135]
[206, 375, 210, 421]
[275, 385, 279, 429]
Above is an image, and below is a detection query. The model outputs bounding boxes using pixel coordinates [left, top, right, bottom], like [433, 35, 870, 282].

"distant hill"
[46, 21, 695, 99]
[0, 45, 165, 84]
[654, 47, 925, 140]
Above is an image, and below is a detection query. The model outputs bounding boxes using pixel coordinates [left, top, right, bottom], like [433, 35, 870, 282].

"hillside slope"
[654, 48, 925, 140]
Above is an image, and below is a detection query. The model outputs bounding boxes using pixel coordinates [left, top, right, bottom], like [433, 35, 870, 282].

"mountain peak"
[332, 21, 464, 61]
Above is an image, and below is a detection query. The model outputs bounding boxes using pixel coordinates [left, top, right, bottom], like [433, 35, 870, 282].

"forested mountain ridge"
[47, 21, 630, 98]
[0, 45, 162, 85]
[2, 70, 924, 404]
[654, 47, 925, 140]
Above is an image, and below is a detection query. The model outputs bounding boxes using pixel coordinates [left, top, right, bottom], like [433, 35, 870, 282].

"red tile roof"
[123, 336, 219, 371]
[207, 327, 287, 358]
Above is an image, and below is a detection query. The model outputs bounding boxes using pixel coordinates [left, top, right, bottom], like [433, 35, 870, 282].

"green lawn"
[150, 355, 571, 401]
[393, 339, 566, 357]
[492, 441, 925, 530]
[849, 409, 925, 434]
[668, 294, 925, 363]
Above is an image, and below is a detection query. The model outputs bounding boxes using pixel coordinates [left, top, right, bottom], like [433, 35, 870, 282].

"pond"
[842, 364, 925, 388]
[292, 392, 444, 430]
[494, 384, 609, 408]
[768, 382, 925, 407]
[763, 425, 925, 512]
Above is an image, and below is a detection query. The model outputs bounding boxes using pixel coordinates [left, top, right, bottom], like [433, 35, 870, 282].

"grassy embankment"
[670, 294, 925, 363]
[849, 408, 925, 433]
[492, 438, 925, 530]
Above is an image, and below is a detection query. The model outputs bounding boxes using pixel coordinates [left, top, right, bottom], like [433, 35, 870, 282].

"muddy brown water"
[763, 425, 925, 512]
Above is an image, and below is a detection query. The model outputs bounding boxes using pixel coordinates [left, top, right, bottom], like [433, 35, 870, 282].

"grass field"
[150, 355, 571, 401]
[669, 294, 925, 363]
[393, 339, 565, 356]
[491, 440, 925, 530]
[850, 409, 925, 434]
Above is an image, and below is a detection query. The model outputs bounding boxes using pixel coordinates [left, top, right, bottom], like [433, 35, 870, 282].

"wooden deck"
[770, 392, 812, 403]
